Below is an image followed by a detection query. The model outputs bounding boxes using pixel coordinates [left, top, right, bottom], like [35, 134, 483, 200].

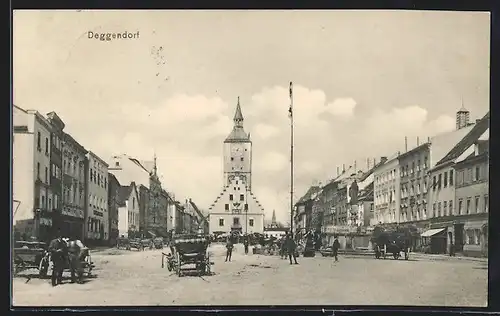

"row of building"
[294, 107, 489, 257]
[12, 105, 209, 246]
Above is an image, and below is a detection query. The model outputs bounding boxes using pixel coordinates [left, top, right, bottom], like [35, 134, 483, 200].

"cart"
[117, 237, 145, 251]
[161, 234, 213, 277]
[153, 237, 164, 249]
[371, 230, 410, 260]
[13, 241, 50, 277]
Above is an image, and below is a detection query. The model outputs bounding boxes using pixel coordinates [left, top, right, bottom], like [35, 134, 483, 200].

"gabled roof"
[358, 182, 374, 201]
[117, 182, 136, 206]
[189, 200, 208, 223]
[296, 185, 322, 204]
[436, 112, 490, 166]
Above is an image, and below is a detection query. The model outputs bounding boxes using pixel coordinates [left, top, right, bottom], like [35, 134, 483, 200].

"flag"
[288, 81, 293, 119]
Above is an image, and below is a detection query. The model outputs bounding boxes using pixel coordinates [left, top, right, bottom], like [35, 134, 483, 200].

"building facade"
[208, 98, 265, 235]
[117, 182, 140, 237]
[145, 158, 170, 236]
[398, 144, 431, 224]
[13, 106, 54, 241]
[108, 172, 121, 246]
[85, 151, 109, 244]
[46, 112, 65, 240]
[454, 141, 488, 257]
[61, 132, 87, 240]
[373, 156, 399, 224]
[422, 111, 489, 255]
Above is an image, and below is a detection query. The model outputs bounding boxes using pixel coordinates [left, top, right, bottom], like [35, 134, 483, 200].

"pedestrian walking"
[285, 233, 298, 265]
[280, 237, 286, 259]
[243, 236, 249, 255]
[225, 237, 234, 262]
[332, 236, 340, 262]
[67, 239, 84, 284]
[449, 241, 456, 257]
[48, 232, 68, 286]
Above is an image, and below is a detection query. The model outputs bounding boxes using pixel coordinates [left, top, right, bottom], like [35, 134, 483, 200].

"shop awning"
[420, 228, 446, 237]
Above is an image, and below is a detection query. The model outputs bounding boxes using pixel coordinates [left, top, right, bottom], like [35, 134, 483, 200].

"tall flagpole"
[289, 82, 294, 236]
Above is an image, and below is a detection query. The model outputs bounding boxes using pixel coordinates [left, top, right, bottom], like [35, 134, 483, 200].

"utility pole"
[289, 82, 294, 236]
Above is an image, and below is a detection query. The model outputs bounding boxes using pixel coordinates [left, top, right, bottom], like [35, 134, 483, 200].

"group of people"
[47, 231, 88, 286]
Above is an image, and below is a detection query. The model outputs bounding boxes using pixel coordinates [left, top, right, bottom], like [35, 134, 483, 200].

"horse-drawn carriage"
[13, 241, 50, 277]
[13, 240, 94, 278]
[161, 234, 213, 277]
[371, 227, 411, 260]
[116, 236, 153, 251]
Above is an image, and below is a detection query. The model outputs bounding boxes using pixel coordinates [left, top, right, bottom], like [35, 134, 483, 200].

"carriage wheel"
[205, 253, 211, 275]
[39, 257, 49, 277]
[175, 253, 181, 277]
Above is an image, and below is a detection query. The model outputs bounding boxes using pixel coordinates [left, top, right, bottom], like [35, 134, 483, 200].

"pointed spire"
[459, 97, 468, 112]
[153, 151, 158, 176]
[271, 209, 276, 225]
[233, 96, 244, 126]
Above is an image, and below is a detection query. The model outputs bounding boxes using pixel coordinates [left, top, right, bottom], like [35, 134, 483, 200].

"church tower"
[223, 96, 253, 190]
[456, 102, 470, 130]
[208, 97, 265, 235]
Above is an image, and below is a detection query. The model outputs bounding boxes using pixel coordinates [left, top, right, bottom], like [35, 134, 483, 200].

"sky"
[13, 10, 490, 224]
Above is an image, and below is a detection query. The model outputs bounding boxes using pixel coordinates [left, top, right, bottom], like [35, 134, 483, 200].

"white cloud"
[253, 123, 280, 139]
[326, 98, 357, 118]
[256, 151, 288, 172]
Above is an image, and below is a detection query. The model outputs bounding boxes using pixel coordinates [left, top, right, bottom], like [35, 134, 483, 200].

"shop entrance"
[454, 223, 464, 252]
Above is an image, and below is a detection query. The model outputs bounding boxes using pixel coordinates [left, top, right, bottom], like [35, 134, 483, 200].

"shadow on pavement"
[341, 256, 420, 262]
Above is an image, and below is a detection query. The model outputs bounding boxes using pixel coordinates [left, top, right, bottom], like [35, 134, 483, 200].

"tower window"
[245, 204, 248, 211]
[240, 157, 244, 161]
[229, 194, 233, 201]
[231, 157, 234, 161]
[225, 204, 229, 211]
[240, 194, 244, 201]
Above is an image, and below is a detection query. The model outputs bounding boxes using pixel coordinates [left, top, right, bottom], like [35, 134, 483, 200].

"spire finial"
[153, 151, 158, 175]
[233, 96, 244, 126]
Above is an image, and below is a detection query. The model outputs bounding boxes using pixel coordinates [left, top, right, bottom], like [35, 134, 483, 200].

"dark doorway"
[454, 223, 465, 252]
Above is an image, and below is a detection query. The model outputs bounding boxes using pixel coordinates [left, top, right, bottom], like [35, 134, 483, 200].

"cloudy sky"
[13, 10, 490, 224]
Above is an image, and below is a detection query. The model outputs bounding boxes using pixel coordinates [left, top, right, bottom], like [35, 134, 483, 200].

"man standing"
[48, 232, 67, 286]
[285, 233, 299, 265]
[243, 235, 249, 255]
[332, 236, 340, 262]
[225, 236, 234, 262]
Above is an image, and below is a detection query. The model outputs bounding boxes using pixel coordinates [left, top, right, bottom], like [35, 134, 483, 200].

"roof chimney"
[476, 119, 480, 124]
[381, 156, 388, 163]
[405, 136, 408, 152]
[342, 164, 345, 173]
[366, 158, 370, 170]
[417, 136, 420, 146]
[337, 166, 340, 176]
